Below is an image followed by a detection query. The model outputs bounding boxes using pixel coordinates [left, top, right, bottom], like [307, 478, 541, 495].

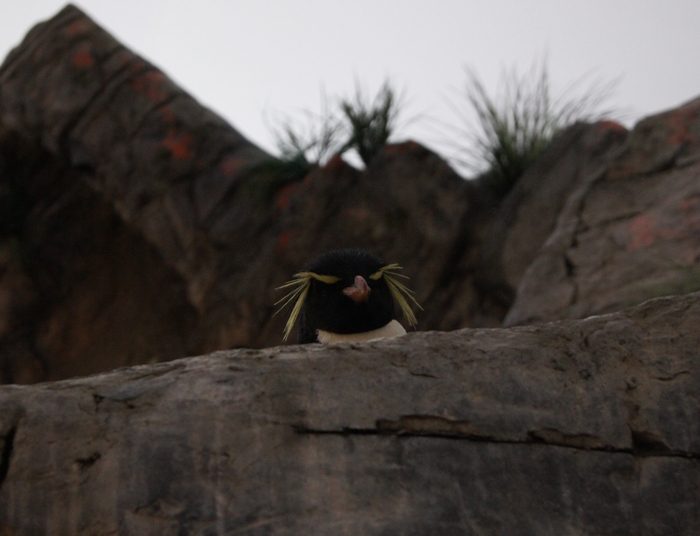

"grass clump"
[259, 91, 343, 186]
[453, 57, 616, 199]
[339, 82, 400, 166]
[268, 91, 343, 169]
[266, 80, 402, 175]
[263, 59, 614, 202]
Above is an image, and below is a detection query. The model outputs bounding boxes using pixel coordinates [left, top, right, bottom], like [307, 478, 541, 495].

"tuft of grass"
[451, 56, 617, 199]
[339, 81, 401, 166]
[267, 90, 343, 168]
[266, 80, 403, 171]
[258, 91, 343, 188]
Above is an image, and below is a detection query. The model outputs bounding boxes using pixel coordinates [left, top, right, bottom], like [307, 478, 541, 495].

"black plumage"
[276, 249, 420, 344]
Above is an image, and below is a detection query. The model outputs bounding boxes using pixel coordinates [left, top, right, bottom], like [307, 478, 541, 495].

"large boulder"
[0, 5, 483, 383]
[1, 291, 699, 534]
[505, 97, 700, 326]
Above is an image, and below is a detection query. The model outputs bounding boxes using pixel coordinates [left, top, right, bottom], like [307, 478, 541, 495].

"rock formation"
[2, 4, 700, 535]
[0, 5, 483, 383]
[1, 291, 699, 534]
[4, 5, 698, 386]
[476, 120, 629, 313]
[506, 97, 700, 326]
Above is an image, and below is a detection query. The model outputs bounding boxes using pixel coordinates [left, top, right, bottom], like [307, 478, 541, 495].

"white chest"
[316, 319, 407, 344]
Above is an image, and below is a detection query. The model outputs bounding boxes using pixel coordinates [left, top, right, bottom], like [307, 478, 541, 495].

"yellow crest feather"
[274, 274, 311, 341]
[377, 265, 422, 326]
[274, 271, 341, 341]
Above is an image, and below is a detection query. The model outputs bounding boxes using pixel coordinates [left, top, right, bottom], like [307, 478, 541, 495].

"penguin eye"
[306, 272, 341, 284]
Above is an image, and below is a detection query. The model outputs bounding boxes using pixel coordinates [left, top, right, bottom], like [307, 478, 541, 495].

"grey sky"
[2, 1, 700, 172]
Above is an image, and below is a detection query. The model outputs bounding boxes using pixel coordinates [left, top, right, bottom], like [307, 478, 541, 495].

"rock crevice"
[295, 418, 700, 460]
[0, 426, 16, 490]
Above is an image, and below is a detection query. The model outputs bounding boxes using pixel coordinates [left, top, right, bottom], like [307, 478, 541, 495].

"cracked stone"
[1, 292, 699, 534]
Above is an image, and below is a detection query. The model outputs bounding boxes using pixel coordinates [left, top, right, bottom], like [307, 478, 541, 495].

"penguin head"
[276, 249, 420, 343]
[301, 249, 396, 335]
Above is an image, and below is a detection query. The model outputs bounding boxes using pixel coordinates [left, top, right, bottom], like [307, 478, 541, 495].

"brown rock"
[506, 97, 700, 326]
[3, 4, 696, 389]
[477, 121, 628, 317]
[0, 6, 485, 382]
[1, 292, 699, 534]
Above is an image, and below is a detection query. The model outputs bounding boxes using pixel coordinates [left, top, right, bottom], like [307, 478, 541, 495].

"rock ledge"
[1, 292, 699, 535]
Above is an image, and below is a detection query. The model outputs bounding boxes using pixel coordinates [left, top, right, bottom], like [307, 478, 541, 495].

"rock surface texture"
[476, 121, 629, 312]
[1, 291, 699, 535]
[506, 97, 700, 326]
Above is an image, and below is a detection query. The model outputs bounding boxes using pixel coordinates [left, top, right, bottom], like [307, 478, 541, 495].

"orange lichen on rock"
[219, 157, 246, 177]
[275, 231, 292, 254]
[161, 128, 193, 160]
[132, 70, 169, 102]
[64, 19, 89, 36]
[71, 49, 94, 68]
[627, 214, 656, 251]
[323, 154, 348, 172]
[598, 121, 627, 133]
[626, 197, 700, 252]
[384, 141, 424, 155]
[668, 106, 698, 146]
[275, 182, 301, 210]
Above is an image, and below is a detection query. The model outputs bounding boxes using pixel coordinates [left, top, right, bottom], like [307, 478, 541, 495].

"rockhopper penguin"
[276, 249, 421, 344]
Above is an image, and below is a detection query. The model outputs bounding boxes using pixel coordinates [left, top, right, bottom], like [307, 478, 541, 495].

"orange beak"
[342, 275, 371, 303]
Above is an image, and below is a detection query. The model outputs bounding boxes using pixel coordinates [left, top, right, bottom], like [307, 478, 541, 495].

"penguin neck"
[316, 319, 406, 344]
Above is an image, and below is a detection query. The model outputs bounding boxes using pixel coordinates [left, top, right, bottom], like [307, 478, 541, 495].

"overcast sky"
[2, 1, 700, 172]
